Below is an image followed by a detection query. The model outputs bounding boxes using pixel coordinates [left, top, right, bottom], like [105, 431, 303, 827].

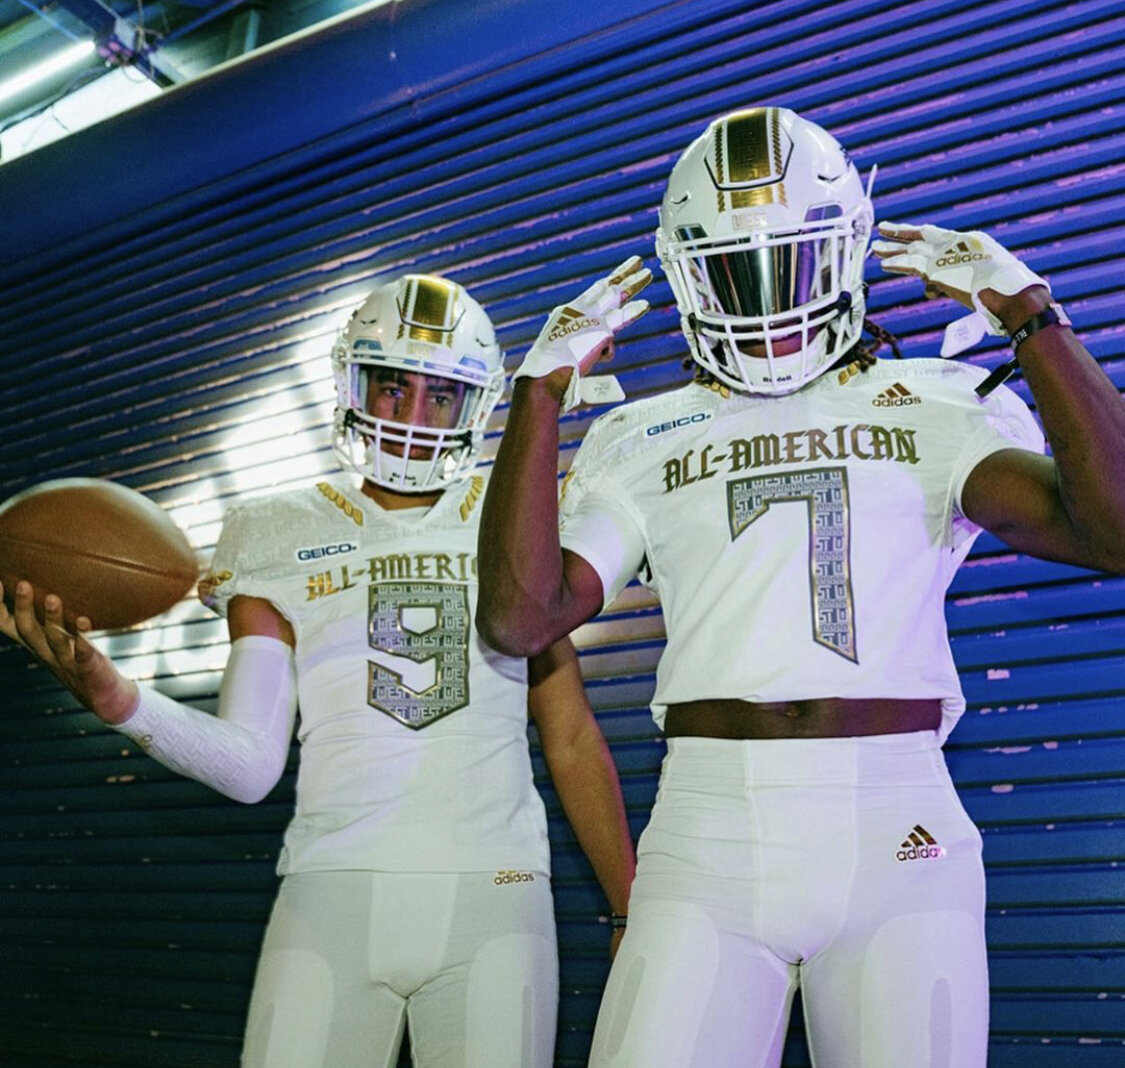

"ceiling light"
[0, 40, 96, 107]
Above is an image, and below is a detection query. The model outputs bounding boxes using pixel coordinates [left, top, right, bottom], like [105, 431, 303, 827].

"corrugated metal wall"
[1, 0, 1123, 1063]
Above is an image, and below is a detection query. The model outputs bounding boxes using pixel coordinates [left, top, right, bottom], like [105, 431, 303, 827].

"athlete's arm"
[527, 637, 634, 953]
[0, 582, 299, 803]
[477, 259, 650, 657]
[960, 286, 1125, 573]
[228, 593, 296, 646]
[477, 375, 606, 656]
[873, 223, 1125, 574]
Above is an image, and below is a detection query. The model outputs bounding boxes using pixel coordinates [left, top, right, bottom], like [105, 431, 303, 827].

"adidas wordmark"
[896, 824, 946, 862]
[872, 382, 922, 408]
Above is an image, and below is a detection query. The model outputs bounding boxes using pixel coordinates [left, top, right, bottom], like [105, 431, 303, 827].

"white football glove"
[871, 222, 1049, 357]
[514, 256, 651, 411]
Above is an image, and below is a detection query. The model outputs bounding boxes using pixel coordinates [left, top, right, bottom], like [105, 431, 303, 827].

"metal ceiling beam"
[9, 1, 89, 44]
[0, 0, 672, 266]
[48, 0, 188, 86]
[224, 6, 261, 61]
[162, 0, 259, 47]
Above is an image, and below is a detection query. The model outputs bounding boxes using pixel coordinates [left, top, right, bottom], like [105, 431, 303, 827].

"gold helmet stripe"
[402, 275, 457, 344]
[716, 107, 788, 210]
[726, 107, 774, 183]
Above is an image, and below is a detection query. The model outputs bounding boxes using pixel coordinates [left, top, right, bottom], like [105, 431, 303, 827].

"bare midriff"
[663, 697, 942, 740]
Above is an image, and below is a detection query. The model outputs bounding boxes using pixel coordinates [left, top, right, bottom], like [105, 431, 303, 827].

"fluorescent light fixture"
[0, 40, 96, 106]
[1, 65, 163, 162]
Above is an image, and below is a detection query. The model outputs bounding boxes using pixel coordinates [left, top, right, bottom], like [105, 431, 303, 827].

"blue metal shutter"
[0, 0, 1122, 1064]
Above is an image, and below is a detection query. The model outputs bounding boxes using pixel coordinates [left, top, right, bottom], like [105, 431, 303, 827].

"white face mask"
[335, 369, 484, 494]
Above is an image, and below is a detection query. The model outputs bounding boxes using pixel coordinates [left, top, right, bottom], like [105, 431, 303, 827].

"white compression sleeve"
[114, 635, 298, 804]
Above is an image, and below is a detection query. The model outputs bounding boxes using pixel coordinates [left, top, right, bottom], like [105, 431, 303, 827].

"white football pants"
[241, 869, 557, 1068]
[589, 732, 988, 1068]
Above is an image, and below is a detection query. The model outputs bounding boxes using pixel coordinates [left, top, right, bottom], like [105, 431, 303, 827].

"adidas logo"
[872, 382, 921, 407]
[494, 870, 536, 885]
[935, 240, 990, 268]
[896, 825, 946, 862]
[547, 305, 598, 341]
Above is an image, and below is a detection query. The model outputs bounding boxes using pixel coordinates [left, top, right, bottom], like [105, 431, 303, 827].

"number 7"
[726, 466, 857, 663]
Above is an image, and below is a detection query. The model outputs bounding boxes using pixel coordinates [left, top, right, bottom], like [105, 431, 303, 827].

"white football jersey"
[559, 358, 1044, 741]
[202, 474, 549, 875]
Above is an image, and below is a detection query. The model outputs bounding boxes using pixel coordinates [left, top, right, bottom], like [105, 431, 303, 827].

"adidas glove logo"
[936, 240, 990, 268]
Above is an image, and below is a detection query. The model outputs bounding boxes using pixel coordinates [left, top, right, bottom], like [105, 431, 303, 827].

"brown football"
[0, 478, 198, 630]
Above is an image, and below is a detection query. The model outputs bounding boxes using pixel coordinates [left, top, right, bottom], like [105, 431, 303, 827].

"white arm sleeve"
[559, 485, 647, 608]
[113, 635, 298, 804]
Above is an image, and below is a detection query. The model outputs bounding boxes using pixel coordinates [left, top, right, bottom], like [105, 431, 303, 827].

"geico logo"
[548, 317, 597, 339]
[935, 252, 987, 267]
[494, 870, 536, 885]
[872, 396, 922, 407]
[646, 412, 711, 436]
[895, 845, 947, 862]
[296, 542, 359, 562]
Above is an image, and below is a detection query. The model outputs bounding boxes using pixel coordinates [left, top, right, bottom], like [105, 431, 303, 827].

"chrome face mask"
[656, 106, 875, 395]
[659, 209, 867, 395]
[678, 212, 844, 324]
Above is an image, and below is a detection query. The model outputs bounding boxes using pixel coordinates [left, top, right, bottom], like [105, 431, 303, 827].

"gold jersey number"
[366, 581, 471, 729]
[727, 466, 857, 662]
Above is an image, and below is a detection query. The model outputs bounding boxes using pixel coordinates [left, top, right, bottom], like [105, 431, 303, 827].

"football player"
[475, 107, 1125, 1067]
[0, 274, 635, 1068]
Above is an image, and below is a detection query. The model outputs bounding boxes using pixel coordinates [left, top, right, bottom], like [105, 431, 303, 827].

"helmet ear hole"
[657, 106, 873, 395]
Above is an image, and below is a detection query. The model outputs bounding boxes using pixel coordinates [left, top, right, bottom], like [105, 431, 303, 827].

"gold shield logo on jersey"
[366, 581, 471, 729]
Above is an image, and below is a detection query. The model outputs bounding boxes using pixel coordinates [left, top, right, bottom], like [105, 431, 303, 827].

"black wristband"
[609, 913, 628, 930]
[1009, 302, 1070, 351]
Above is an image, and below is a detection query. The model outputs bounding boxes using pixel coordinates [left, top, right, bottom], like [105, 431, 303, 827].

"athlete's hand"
[872, 222, 1050, 356]
[514, 256, 652, 411]
[0, 580, 138, 725]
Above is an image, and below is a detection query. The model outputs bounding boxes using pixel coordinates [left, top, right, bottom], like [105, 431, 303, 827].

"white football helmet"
[656, 106, 874, 395]
[332, 275, 504, 493]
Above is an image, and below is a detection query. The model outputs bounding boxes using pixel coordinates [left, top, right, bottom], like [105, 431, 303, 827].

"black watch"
[1009, 301, 1071, 351]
